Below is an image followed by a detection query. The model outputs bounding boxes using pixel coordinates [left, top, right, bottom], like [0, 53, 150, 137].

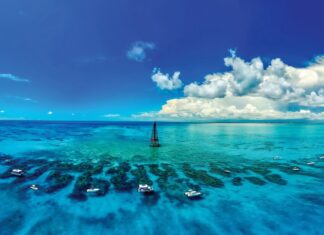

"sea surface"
[0, 121, 323, 235]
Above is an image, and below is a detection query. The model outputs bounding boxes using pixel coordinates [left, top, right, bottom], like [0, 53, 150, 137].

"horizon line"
[0, 119, 323, 124]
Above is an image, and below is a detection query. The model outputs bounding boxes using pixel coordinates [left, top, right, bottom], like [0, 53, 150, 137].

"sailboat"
[150, 122, 160, 147]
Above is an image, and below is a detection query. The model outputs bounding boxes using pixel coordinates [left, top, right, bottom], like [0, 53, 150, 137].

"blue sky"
[0, 0, 324, 121]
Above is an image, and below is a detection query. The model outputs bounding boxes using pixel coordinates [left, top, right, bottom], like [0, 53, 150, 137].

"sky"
[0, 0, 324, 121]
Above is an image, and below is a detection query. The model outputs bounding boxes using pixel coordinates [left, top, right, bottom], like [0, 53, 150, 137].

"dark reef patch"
[107, 162, 134, 192]
[232, 177, 243, 186]
[131, 165, 153, 185]
[45, 171, 74, 193]
[149, 164, 177, 189]
[182, 163, 224, 188]
[247, 164, 271, 176]
[209, 164, 232, 177]
[244, 176, 266, 185]
[69, 172, 110, 201]
[69, 172, 91, 201]
[15, 165, 50, 184]
[264, 174, 287, 185]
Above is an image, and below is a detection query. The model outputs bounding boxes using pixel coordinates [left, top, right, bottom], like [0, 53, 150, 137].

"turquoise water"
[0, 121, 323, 235]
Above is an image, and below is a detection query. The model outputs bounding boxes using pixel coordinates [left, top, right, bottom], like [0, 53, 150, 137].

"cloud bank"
[0, 73, 29, 82]
[127, 41, 155, 62]
[141, 54, 324, 121]
[151, 69, 183, 90]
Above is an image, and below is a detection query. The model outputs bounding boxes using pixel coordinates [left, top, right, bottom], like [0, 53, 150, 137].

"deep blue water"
[0, 121, 323, 235]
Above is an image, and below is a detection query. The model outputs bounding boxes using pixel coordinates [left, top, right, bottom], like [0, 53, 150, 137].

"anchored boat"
[224, 169, 231, 174]
[30, 184, 39, 191]
[185, 189, 202, 199]
[11, 169, 24, 176]
[138, 184, 154, 194]
[86, 188, 100, 193]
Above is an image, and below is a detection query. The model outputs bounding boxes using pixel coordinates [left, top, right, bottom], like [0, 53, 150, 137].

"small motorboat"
[185, 189, 202, 199]
[224, 169, 231, 174]
[319, 156, 324, 159]
[11, 169, 24, 176]
[86, 188, 100, 193]
[292, 167, 300, 171]
[30, 184, 39, 191]
[307, 162, 315, 165]
[138, 184, 154, 193]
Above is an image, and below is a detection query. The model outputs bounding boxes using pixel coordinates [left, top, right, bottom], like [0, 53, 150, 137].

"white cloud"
[0, 73, 29, 82]
[127, 41, 155, 62]
[184, 56, 265, 98]
[151, 69, 183, 90]
[225, 56, 264, 95]
[141, 53, 324, 121]
[300, 89, 324, 107]
[184, 73, 229, 98]
[0, 110, 4, 114]
[228, 48, 237, 58]
[183, 54, 324, 107]
[104, 114, 120, 118]
[48, 111, 53, 115]
[132, 111, 156, 119]
[135, 96, 324, 121]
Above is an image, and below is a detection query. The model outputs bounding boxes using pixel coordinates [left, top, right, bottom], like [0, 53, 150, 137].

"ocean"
[0, 121, 323, 235]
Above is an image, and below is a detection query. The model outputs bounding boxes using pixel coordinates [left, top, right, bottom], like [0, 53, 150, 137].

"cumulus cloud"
[151, 69, 183, 90]
[183, 54, 324, 107]
[184, 56, 265, 97]
[300, 89, 324, 107]
[127, 41, 155, 62]
[140, 53, 324, 121]
[184, 74, 229, 98]
[0, 73, 29, 82]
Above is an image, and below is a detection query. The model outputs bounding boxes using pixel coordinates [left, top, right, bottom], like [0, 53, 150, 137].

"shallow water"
[0, 121, 323, 235]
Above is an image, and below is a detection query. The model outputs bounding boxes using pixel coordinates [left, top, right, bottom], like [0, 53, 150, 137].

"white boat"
[30, 184, 39, 191]
[224, 169, 231, 174]
[86, 188, 100, 193]
[320, 156, 324, 159]
[292, 167, 300, 171]
[307, 162, 315, 165]
[138, 184, 154, 193]
[185, 189, 202, 198]
[11, 169, 24, 176]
